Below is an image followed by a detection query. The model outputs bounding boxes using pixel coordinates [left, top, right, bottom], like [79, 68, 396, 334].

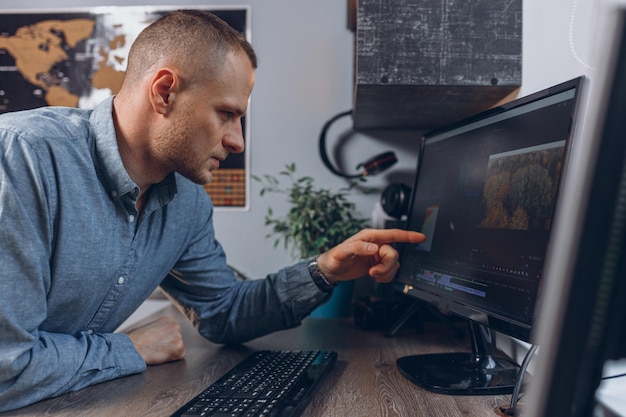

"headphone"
[319, 110, 398, 178]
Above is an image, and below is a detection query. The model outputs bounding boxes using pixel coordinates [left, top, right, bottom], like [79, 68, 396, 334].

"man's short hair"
[123, 10, 257, 88]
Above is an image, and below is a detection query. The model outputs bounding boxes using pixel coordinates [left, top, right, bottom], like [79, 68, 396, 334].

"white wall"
[2, 0, 622, 282]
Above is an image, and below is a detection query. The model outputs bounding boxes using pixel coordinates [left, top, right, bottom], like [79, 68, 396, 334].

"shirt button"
[87, 329, 94, 335]
[128, 215, 135, 223]
[117, 276, 126, 285]
[111, 191, 118, 198]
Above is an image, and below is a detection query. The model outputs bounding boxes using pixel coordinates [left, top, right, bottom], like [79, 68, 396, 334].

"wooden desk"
[2, 306, 510, 417]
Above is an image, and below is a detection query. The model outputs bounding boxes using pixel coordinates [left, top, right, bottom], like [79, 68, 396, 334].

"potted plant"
[253, 163, 369, 317]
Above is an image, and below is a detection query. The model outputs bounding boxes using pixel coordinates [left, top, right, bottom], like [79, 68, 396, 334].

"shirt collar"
[90, 96, 177, 204]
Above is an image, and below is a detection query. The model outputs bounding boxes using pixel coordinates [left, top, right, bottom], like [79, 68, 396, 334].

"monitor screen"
[393, 76, 584, 395]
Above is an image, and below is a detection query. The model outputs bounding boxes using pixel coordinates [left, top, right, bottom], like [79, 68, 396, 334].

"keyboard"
[170, 350, 338, 417]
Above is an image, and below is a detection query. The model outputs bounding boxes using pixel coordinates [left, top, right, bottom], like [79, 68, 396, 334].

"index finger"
[350, 228, 426, 245]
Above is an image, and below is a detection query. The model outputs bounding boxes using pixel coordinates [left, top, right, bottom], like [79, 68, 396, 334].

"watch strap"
[308, 256, 338, 292]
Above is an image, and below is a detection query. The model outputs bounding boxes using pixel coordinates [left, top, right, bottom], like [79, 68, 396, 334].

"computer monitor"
[524, 8, 626, 417]
[393, 76, 584, 395]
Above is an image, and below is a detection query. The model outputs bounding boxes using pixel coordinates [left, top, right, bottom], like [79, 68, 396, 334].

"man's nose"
[224, 121, 245, 153]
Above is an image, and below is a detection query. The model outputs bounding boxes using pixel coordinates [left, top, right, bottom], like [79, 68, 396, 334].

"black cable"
[500, 344, 539, 416]
[602, 372, 626, 380]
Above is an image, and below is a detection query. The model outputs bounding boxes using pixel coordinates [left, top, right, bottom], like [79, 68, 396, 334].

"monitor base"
[397, 352, 521, 395]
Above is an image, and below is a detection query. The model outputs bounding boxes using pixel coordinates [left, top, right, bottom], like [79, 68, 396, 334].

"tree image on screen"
[479, 143, 564, 231]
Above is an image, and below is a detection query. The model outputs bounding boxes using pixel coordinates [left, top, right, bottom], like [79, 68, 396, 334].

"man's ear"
[150, 69, 177, 115]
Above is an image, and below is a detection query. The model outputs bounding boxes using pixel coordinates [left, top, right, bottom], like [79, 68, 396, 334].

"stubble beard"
[154, 119, 215, 186]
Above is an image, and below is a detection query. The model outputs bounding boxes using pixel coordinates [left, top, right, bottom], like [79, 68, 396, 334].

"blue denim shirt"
[0, 97, 327, 411]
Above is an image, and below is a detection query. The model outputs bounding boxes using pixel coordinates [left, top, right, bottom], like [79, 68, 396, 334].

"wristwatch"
[308, 256, 338, 292]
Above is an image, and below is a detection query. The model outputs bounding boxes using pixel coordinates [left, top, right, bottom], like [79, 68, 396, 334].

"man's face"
[154, 50, 255, 185]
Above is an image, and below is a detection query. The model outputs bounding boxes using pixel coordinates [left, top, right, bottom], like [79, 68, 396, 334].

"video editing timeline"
[401, 89, 577, 326]
[416, 267, 488, 298]
[406, 248, 540, 324]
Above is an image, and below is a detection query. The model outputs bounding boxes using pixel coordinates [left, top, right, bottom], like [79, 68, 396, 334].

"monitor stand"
[396, 320, 523, 395]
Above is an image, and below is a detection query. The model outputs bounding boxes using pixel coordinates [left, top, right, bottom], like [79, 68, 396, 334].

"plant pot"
[310, 281, 355, 318]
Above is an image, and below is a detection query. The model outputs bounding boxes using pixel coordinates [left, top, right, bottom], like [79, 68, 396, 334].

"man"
[0, 10, 424, 411]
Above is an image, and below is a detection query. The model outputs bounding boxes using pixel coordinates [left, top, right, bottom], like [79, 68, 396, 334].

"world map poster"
[0, 7, 250, 209]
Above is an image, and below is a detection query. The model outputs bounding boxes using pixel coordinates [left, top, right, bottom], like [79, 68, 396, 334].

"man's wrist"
[308, 256, 338, 293]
